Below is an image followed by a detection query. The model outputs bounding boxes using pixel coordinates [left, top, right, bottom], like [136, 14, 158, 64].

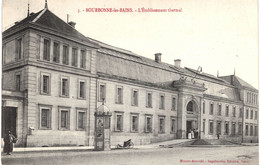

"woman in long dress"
[191, 129, 194, 139]
[3, 131, 15, 155]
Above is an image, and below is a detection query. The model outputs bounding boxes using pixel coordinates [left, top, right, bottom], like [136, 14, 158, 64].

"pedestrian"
[3, 131, 16, 155]
[191, 129, 194, 139]
[217, 133, 220, 139]
[188, 129, 192, 139]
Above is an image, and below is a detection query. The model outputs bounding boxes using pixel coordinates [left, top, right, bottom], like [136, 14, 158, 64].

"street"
[1, 146, 258, 165]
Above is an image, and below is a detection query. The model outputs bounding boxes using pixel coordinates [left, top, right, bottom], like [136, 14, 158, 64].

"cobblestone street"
[1, 145, 258, 165]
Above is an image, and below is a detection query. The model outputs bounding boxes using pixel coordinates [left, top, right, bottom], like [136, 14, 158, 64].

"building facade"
[2, 6, 258, 147]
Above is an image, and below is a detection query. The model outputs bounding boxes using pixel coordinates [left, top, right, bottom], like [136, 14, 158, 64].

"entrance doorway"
[2, 107, 17, 138]
[186, 121, 192, 138]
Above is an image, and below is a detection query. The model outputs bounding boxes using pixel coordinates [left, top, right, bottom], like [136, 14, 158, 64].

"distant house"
[2, 3, 258, 147]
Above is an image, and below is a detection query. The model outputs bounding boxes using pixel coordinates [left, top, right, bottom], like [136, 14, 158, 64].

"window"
[170, 118, 176, 133]
[172, 97, 176, 111]
[146, 92, 152, 108]
[158, 116, 165, 133]
[2, 45, 6, 64]
[238, 123, 242, 135]
[216, 121, 221, 135]
[61, 111, 69, 128]
[225, 105, 229, 117]
[130, 113, 139, 132]
[99, 83, 106, 102]
[62, 45, 69, 65]
[203, 119, 206, 133]
[43, 39, 50, 61]
[159, 94, 165, 109]
[43, 75, 49, 94]
[61, 77, 69, 97]
[231, 122, 236, 135]
[250, 125, 253, 136]
[80, 50, 86, 68]
[210, 103, 214, 115]
[246, 109, 249, 119]
[39, 104, 52, 129]
[132, 90, 138, 106]
[187, 101, 194, 112]
[218, 104, 221, 116]
[59, 107, 70, 130]
[60, 111, 69, 128]
[255, 126, 258, 136]
[239, 108, 242, 118]
[53, 42, 60, 63]
[232, 107, 236, 117]
[16, 74, 21, 91]
[255, 111, 257, 120]
[40, 73, 51, 95]
[116, 86, 123, 104]
[115, 112, 123, 131]
[245, 124, 248, 136]
[145, 115, 153, 133]
[225, 122, 229, 135]
[203, 101, 205, 114]
[78, 80, 86, 99]
[76, 108, 86, 130]
[16, 38, 23, 60]
[250, 110, 253, 119]
[78, 112, 84, 129]
[209, 120, 214, 134]
[72, 48, 78, 67]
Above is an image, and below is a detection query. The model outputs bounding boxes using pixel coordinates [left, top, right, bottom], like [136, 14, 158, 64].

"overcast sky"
[2, 0, 259, 89]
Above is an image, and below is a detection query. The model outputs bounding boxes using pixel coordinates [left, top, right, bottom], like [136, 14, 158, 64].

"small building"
[2, 3, 258, 147]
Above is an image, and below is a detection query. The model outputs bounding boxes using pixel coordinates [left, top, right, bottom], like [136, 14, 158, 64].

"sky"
[2, 0, 259, 89]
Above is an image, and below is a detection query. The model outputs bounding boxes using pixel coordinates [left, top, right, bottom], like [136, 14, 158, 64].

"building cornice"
[3, 60, 98, 78]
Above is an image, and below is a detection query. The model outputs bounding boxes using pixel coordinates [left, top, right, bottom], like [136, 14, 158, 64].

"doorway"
[2, 107, 17, 138]
[186, 121, 192, 138]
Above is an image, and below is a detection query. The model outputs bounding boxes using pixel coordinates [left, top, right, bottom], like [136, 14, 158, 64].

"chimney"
[68, 21, 76, 28]
[154, 53, 162, 63]
[174, 59, 181, 68]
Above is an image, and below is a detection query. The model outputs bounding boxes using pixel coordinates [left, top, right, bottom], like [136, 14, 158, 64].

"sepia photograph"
[1, 0, 259, 164]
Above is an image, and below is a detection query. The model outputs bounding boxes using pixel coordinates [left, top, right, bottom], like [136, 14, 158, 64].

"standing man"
[3, 131, 16, 155]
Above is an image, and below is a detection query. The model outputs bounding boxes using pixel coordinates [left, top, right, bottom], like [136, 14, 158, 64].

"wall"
[97, 78, 178, 145]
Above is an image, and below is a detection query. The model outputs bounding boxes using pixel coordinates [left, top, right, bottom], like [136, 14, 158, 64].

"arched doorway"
[186, 100, 199, 139]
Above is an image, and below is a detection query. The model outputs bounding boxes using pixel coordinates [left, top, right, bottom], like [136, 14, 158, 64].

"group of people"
[3, 131, 17, 155]
[187, 128, 199, 139]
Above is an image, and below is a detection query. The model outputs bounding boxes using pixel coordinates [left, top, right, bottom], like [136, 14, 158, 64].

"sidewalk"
[241, 143, 259, 146]
[3, 139, 256, 153]
[7, 139, 192, 153]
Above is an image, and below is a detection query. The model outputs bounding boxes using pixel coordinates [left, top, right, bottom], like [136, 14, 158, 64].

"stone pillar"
[177, 92, 186, 139]
[88, 49, 97, 146]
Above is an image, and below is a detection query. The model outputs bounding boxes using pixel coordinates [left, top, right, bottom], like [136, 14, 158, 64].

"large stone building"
[2, 4, 258, 147]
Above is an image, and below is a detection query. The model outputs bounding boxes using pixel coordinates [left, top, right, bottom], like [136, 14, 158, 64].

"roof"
[4, 9, 95, 46]
[219, 75, 257, 91]
[4, 8, 257, 92]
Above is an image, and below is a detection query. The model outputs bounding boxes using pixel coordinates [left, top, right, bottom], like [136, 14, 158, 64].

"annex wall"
[97, 78, 178, 145]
